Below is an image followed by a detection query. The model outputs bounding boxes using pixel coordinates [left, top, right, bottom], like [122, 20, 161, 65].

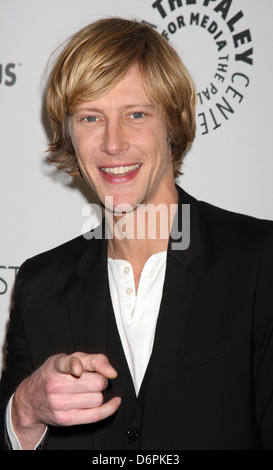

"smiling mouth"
[100, 163, 141, 176]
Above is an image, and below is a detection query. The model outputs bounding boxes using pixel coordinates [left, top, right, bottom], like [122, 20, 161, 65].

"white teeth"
[101, 163, 141, 175]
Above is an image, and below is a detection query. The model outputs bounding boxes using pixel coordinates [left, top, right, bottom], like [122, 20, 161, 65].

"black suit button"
[127, 427, 139, 440]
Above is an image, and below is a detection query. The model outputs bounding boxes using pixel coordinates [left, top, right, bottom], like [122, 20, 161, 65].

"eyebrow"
[73, 103, 157, 114]
[122, 103, 156, 110]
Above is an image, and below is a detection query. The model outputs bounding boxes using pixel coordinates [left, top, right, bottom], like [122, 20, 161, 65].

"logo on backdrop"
[148, 0, 253, 134]
[0, 63, 21, 86]
[0, 266, 19, 295]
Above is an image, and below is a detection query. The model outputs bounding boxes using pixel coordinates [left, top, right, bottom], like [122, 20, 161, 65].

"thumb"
[55, 354, 84, 377]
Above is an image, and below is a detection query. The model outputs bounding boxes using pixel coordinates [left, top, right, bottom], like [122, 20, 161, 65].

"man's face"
[70, 64, 174, 213]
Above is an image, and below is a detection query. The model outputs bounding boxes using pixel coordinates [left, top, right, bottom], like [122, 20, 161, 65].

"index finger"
[76, 353, 118, 379]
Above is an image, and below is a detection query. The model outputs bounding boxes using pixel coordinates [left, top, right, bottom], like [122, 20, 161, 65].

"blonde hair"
[46, 17, 196, 178]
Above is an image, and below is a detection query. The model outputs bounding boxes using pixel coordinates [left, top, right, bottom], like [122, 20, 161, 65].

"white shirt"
[107, 250, 167, 395]
[7, 250, 167, 448]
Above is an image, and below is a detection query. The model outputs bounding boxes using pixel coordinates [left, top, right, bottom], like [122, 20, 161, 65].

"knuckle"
[93, 392, 104, 407]
[44, 379, 56, 396]
[93, 353, 108, 367]
[58, 412, 74, 427]
[94, 374, 107, 391]
[46, 393, 60, 411]
[96, 353, 107, 361]
[51, 410, 72, 427]
[45, 378, 60, 395]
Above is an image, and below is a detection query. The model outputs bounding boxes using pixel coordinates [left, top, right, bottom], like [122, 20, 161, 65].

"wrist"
[11, 381, 46, 449]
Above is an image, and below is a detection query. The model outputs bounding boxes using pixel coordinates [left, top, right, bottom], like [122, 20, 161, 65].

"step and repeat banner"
[1, 0, 273, 372]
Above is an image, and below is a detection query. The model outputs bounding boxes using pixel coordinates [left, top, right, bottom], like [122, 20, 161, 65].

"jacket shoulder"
[18, 225, 104, 286]
[198, 198, 273, 254]
[22, 233, 90, 270]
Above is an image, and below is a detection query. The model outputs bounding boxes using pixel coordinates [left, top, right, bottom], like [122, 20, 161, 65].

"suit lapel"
[139, 186, 206, 425]
[65, 232, 108, 355]
[139, 255, 198, 423]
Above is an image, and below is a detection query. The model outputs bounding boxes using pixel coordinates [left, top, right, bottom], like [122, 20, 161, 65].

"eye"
[83, 115, 98, 123]
[129, 112, 145, 120]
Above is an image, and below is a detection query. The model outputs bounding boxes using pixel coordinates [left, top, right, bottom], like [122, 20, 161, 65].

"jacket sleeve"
[0, 263, 35, 450]
[253, 225, 273, 449]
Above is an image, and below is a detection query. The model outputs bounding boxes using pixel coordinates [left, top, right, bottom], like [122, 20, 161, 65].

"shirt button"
[124, 266, 130, 274]
[126, 287, 133, 295]
[127, 427, 139, 440]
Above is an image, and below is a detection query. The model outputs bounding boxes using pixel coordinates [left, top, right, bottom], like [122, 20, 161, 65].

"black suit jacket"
[1, 186, 273, 450]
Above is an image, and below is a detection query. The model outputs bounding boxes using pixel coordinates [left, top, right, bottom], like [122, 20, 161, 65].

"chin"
[101, 190, 139, 212]
[107, 198, 138, 214]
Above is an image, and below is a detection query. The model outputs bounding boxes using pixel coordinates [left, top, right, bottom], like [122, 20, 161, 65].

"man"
[0, 17, 273, 450]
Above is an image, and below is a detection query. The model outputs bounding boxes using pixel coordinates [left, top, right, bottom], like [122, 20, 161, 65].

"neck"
[105, 184, 178, 288]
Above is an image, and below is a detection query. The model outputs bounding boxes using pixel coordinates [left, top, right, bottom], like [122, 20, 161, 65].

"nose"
[100, 119, 129, 156]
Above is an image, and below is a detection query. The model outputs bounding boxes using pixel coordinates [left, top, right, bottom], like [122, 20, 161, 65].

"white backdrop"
[1, 0, 273, 372]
